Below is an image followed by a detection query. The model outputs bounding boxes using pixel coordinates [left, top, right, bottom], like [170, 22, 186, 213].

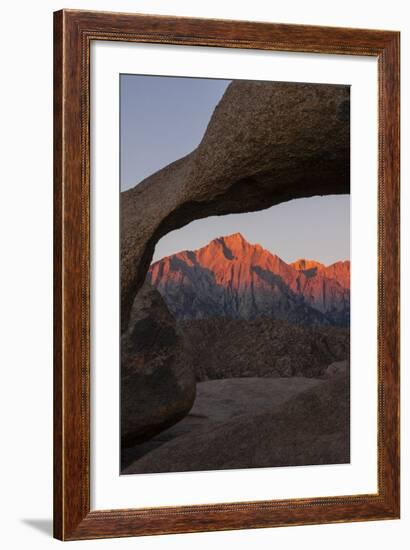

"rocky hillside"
[148, 233, 350, 326]
[181, 318, 349, 381]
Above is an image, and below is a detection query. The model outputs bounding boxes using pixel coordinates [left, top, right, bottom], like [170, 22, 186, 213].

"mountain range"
[148, 233, 350, 326]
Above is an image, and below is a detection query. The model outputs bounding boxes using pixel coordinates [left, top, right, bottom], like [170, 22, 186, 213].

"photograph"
[0, 1, 403, 546]
[120, 75, 351, 475]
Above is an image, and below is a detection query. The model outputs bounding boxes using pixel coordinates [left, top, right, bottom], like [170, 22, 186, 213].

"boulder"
[121, 282, 196, 447]
[121, 80, 350, 330]
[322, 359, 349, 378]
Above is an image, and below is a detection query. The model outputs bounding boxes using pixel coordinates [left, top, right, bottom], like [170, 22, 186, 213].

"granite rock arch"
[121, 79, 349, 331]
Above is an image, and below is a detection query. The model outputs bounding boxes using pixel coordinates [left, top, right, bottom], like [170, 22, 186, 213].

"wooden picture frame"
[54, 9, 400, 541]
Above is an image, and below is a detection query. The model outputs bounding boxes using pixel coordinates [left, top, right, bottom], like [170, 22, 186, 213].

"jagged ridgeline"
[148, 233, 350, 327]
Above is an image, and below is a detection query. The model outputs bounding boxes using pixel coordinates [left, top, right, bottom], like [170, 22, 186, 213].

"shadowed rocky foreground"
[121, 283, 350, 455]
[122, 363, 349, 474]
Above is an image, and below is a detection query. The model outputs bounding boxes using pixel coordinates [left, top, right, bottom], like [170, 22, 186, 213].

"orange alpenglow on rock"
[148, 233, 350, 326]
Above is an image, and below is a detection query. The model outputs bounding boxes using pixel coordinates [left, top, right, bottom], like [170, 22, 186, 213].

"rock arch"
[121, 79, 349, 332]
[120, 80, 349, 449]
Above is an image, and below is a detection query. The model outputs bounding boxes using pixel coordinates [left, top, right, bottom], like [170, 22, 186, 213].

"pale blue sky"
[120, 74, 350, 265]
[121, 74, 230, 190]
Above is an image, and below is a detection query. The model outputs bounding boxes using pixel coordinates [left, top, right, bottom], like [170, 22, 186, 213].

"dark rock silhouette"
[121, 81, 350, 331]
[121, 282, 196, 447]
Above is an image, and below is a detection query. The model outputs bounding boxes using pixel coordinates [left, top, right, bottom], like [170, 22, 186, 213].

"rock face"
[149, 233, 350, 326]
[323, 359, 349, 379]
[292, 258, 350, 289]
[121, 376, 324, 470]
[123, 372, 349, 474]
[121, 282, 196, 447]
[291, 257, 350, 320]
[121, 81, 350, 331]
[181, 318, 349, 381]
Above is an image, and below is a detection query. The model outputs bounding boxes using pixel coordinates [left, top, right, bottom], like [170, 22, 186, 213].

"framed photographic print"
[53, 9, 400, 540]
